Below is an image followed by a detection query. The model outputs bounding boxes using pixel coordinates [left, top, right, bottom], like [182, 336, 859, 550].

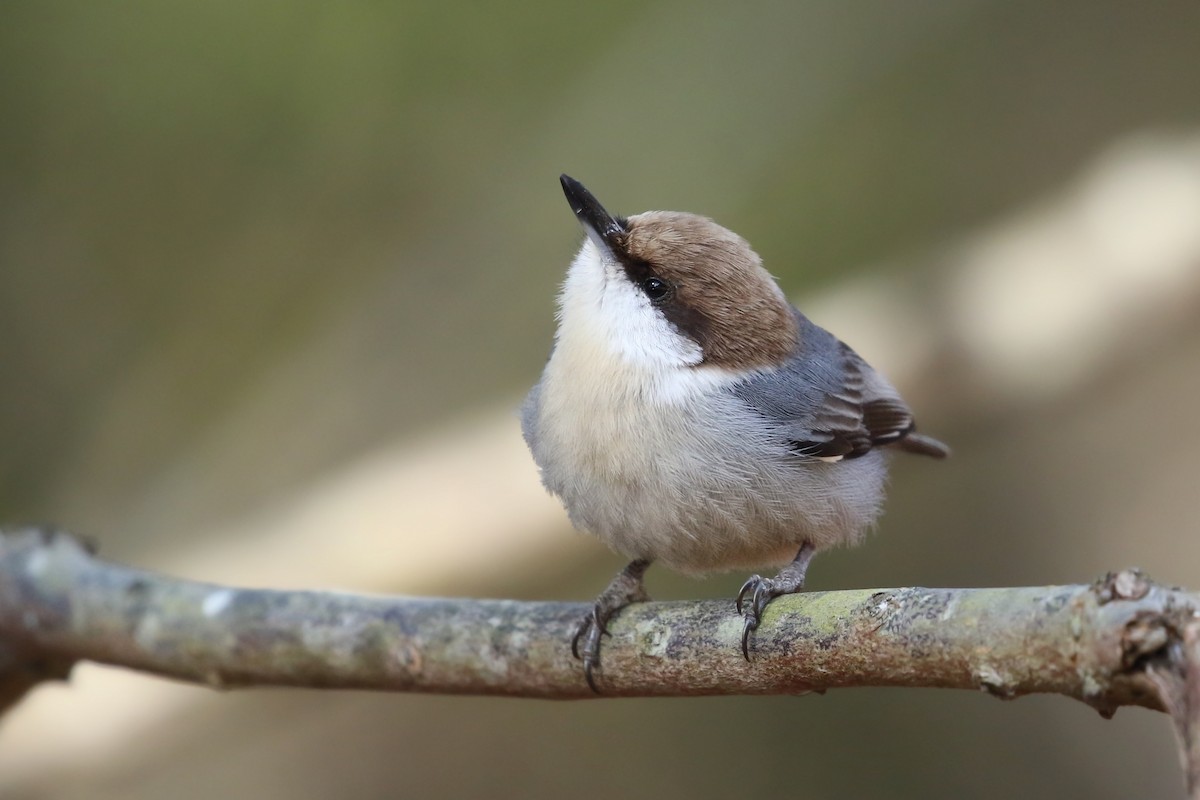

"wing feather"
[728, 312, 948, 461]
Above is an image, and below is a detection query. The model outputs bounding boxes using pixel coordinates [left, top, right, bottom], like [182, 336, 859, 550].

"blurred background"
[3, 1, 1200, 797]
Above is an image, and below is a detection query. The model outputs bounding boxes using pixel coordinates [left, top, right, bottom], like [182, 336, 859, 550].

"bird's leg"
[736, 541, 816, 660]
[572, 558, 651, 692]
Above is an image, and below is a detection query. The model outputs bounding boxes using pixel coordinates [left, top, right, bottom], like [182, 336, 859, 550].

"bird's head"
[557, 175, 798, 373]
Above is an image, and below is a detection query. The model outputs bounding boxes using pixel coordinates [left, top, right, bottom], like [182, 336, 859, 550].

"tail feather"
[895, 432, 951, 459]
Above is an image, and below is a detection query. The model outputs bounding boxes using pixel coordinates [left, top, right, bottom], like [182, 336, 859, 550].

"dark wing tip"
[791, 432, 872, 461]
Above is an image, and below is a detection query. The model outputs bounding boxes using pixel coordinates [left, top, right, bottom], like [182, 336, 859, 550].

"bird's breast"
[535, 341, 692, 480]
[524, 338, 888, 573]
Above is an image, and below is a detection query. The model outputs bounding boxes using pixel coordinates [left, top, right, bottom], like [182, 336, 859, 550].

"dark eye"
[641, 276, 671, 302]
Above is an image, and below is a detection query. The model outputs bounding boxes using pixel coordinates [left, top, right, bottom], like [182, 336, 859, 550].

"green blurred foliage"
[3, 0, 1198, 530]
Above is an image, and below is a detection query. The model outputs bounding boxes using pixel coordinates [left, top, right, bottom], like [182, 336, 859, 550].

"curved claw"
[740, 614, 758, 660]
[583, 658, 600, 694]
[735, 575, 761, 616]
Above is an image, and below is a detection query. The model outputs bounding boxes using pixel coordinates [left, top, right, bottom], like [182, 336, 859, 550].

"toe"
[752, 581, 777, 622]
[735, 575, 761, 615]
[578, 622, 606, 693]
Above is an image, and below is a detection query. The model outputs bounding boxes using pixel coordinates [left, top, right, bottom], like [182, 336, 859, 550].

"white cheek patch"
[558, 241, 703, 370]
[597, 267, 704, 368]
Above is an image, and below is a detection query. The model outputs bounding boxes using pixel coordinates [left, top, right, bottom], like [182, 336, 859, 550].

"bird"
[521, 175, 948, 691]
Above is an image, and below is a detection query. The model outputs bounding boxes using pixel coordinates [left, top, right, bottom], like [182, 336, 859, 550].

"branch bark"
[3, 527, 1200, 792]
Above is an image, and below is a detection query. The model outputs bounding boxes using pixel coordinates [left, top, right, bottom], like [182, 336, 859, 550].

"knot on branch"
[1085, 567, 1200, 795]
[1095, 568, 1153, 604]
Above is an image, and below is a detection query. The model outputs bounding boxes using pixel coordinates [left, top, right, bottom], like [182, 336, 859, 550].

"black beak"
[560, 174, 625, 251]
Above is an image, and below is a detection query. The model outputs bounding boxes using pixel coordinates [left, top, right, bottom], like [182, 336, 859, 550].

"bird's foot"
[736, 542, 815, 660]
[572, 559, 651, 692]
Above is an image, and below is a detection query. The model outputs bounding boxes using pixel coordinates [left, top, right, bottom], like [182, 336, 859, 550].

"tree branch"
[3, 526, 1200, 791]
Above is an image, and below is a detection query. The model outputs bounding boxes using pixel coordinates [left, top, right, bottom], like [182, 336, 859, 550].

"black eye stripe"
[617, 256, 673, 303]
[619, 256, 655, 284]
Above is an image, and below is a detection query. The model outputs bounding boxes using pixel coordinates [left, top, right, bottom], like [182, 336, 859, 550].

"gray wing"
[729, 312, 948, 461]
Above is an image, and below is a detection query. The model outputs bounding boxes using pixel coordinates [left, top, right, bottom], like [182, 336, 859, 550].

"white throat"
[555, 240, 703, 369]
[548, 241, 741, 407]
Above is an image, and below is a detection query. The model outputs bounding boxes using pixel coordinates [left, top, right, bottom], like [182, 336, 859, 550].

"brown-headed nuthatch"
[522, 176, 948, 690]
